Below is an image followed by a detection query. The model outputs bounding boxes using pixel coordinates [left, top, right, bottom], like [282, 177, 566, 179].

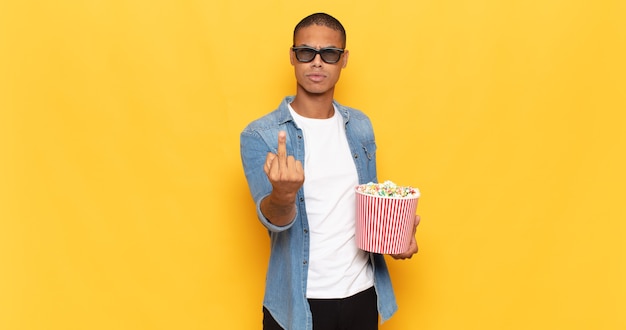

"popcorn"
[356, 180, 420, 198]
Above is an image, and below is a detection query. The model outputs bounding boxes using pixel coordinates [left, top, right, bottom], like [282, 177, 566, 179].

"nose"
[311, 53, 323, 66]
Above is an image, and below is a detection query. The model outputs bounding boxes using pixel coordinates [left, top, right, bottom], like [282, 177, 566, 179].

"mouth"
[306, 73, 327, 82]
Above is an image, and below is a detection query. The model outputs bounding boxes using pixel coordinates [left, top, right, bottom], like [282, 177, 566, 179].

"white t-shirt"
[289, 104, 374, 299]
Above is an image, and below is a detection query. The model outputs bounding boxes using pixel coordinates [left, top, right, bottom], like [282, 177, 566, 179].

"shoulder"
[242, 108, 282, 134]
[241, 96, 295, 135]
[335, 102, 375, 137]
[335, 101, 372, 122]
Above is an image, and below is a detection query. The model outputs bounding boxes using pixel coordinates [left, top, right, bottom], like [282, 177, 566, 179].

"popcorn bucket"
[355, 188, 419, 254]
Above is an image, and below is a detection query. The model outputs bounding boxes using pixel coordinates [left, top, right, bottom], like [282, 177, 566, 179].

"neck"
[291, 89, 335, 119]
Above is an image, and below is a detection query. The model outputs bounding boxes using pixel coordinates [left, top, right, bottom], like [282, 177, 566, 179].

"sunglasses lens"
[320, 49, 342, 63]
[294, 48, 316, 62]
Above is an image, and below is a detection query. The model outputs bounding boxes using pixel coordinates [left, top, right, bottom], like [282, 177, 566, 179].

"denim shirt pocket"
[362, 141, 376, 161]
[359, 140, 377, 183]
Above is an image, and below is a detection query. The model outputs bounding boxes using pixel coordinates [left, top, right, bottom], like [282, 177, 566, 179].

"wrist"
[268, 190, 297, 207]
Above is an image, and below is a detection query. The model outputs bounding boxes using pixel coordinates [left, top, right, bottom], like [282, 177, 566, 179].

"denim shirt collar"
[276, 95, 351, 126]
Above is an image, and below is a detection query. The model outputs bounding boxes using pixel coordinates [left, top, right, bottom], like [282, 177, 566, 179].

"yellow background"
[1, 1, 625, 329]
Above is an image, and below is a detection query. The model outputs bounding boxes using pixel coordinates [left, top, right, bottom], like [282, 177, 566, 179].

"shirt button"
[299, 197, 304, 202]
[353, 153, 359, 158]
[304, 229, 308, 234]
[303, 260, 308, 265]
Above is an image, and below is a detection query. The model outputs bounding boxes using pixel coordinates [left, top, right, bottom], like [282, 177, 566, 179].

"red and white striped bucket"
[355, 189, 419, 254]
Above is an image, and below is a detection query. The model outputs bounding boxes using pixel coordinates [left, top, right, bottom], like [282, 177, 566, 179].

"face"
[290, 25, 349, 97]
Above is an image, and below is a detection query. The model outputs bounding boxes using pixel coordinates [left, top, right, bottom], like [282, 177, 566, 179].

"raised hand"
[261, 131, 304, 225]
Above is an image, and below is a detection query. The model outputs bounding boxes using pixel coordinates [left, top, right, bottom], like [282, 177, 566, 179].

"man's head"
[293, 13, 346, 48]
[290, 13, 349, 98]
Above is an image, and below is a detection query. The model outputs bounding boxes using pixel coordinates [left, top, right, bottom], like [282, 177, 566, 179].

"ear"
[341, 49, 349, 68]
[289, 47, 296, 66]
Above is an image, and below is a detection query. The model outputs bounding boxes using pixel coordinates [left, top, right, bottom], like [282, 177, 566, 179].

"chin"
[303, 85, 333, 95]
[305, 89, 328, 95]
[297, 81, 334, 96]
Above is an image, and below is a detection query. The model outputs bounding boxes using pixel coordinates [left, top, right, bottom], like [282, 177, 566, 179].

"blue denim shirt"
[240, 96, 398, 330]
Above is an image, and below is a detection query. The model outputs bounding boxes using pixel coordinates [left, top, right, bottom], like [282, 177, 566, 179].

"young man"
[240, 13, 420, 330]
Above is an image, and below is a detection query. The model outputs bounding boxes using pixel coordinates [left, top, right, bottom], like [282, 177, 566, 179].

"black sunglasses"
[291, 46, 345, 64]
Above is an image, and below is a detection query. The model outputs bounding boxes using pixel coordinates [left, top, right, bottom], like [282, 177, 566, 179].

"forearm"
[260, 191, 297, 227]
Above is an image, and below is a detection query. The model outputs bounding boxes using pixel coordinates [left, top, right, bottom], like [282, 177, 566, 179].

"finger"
[412, 215, 419, 235]
[264, 152, 276, 173]
[295, 159, 304, 175]
[391, 247, 409, 259]
[286, 156, 300, 174]
[391, 252, 410, 260]
[391, 236, 418, 260]
[277, 131, 287, 167]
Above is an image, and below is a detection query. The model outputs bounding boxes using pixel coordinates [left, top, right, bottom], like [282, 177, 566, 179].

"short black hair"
[293, 13, 346, 48]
